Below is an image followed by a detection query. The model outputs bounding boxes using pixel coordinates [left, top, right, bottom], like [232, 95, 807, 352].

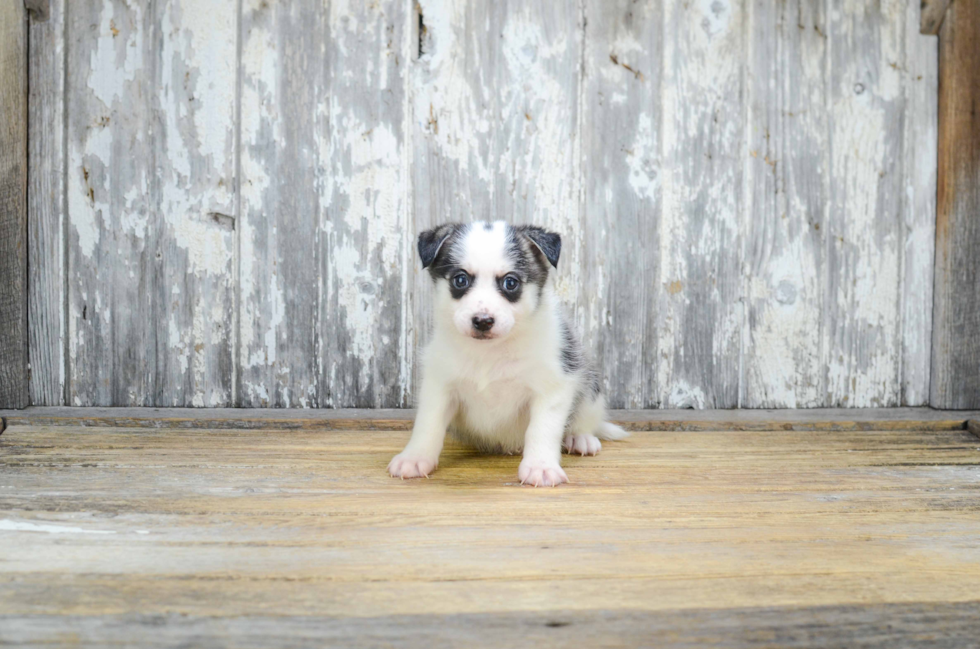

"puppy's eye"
[452, 273, 470, 290]
[502, 275, 521, 292]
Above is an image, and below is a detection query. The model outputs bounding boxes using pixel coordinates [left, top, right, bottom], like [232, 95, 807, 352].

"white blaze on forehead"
[460, 221, 511, 276]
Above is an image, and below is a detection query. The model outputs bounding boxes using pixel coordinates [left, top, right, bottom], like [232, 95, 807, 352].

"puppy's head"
[419, 221, 561, 341]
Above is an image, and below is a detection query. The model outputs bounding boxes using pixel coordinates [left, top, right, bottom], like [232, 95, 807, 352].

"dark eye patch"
[449, 270, 472, 299]
[497, 273, 523, 303]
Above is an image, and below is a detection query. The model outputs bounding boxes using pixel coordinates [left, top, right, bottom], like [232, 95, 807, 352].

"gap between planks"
[1, 407, 979, 433]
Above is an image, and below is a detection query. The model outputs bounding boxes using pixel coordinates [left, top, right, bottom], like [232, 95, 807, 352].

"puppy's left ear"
[418, 223, 460, 269]
[522, 226, 561, 269]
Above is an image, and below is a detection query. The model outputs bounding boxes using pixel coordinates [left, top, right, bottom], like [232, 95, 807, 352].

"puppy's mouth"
[469, 331, 497, 340]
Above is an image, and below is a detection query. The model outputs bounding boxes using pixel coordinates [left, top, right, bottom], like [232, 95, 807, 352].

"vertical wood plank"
[28, 0, 66, 406]
[900, 2, 937, 406]
[742, 0, 829, 408]
[157, 1, 238, 407]
[658, 0, 745, 408]
[931, 0, 980, 409]
[67, 0, 238, 406]
[823, 0, 907, 407]
[412, 0, 496, 229]
[316, 0, 412, 407]
[580, 0, 663, 408]
[411, 0, 582, 393]
[238, 1, 322, 406]
[240, 0, 412, 408]
[65, 0, 146, 406]
[0, 1, 28, 408]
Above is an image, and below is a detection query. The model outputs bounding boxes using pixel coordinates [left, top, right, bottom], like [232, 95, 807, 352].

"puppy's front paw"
[518, 458, 568, 487]
[388, 451, 438, 479]
[563, 433, 602, 456]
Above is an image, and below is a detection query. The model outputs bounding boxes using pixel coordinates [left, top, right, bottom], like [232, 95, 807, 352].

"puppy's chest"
[456, 372, 531, 404]
[451, 359, 536, 425]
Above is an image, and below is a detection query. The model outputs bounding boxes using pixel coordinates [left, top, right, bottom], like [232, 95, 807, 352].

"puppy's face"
[419, 221, 561, 341]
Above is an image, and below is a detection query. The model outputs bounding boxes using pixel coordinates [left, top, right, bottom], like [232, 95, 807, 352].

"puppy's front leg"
[518, 389, 575, 487]
[388, 377, 454, 479]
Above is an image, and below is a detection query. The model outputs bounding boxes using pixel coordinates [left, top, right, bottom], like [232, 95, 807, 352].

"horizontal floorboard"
[2, 407, 980, 432]
[3, 602, 980, 649]
[1, 422, 979, 646]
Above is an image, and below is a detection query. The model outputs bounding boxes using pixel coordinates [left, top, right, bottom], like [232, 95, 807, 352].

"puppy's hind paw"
[563, 433, 602, 456]
[518, 458, 568, 487]
[388, 452, 438, 479]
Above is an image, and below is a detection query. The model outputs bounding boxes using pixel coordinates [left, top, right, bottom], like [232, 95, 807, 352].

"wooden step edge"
[968, 420, 980, 438]
[2, 407, 979, 433]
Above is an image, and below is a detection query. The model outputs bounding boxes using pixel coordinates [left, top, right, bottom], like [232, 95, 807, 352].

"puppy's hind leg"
[563, 393, 628, 456]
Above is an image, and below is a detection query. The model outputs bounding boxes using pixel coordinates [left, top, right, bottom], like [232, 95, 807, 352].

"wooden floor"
[1, 410, 979, 647]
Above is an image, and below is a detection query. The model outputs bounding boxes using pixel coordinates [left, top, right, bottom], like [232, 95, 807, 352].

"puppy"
[388, 221, 627, 486]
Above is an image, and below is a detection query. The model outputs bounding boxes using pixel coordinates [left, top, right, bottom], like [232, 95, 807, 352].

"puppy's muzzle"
[471, 314, 495, 333]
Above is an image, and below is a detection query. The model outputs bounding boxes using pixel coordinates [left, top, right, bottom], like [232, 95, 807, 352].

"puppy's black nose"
[472, 315, 495, 332]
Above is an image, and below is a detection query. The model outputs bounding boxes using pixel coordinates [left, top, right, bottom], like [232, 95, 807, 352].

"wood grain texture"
[658, 0, 745, 408]
[66, 0, 238, 406]
[743, 0, 829, 408]
[743, 1, 938, 409]
[316, 0, 412, 408]
[824, 0, 908, 407]
[1, 423, 979, 645]
[0, 2, 28, 409]
[931, 0, 980, 409]
[901, 1, 938, 406]
[921, 0, 952, 34]
[4, 603, 980, 648]
[580, 0, 662, 408]
[27, 0, 66, 406]
[239, 0, 411, 408]
[238, 0, 321, 407]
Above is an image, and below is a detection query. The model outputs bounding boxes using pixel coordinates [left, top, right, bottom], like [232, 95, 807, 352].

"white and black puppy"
[388, 221, 627, 487]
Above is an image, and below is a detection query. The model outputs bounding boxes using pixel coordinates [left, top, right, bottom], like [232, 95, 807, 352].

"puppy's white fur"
[388, 221, 626, 486]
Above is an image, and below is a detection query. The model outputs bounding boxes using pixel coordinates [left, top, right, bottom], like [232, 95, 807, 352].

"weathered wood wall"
[25, 0, 940, 409]
[931, 0, 980, 409]
[1, 1, 29, 409]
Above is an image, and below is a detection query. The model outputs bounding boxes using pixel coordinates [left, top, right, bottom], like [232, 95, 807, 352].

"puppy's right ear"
[418, 224, 459, 269]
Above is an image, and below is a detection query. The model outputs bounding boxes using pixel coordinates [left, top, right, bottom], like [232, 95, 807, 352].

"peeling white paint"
[88, 3, 144, 108]
[53, 0, 937, 410]
[627, 113, 660, 201]
[698, 0, 732, 38]
[239, 2, 282, 382]
[324, 111, 404, 391]
[826, 12, 904, 407]
[414, 0, 492, 181]
[669, 381, 707, 409]
[658, 0, 745, 407]
[159, 4, 236, 277]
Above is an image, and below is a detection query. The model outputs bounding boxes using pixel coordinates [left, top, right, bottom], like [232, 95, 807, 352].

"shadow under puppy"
[389, 221, 627, 487]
